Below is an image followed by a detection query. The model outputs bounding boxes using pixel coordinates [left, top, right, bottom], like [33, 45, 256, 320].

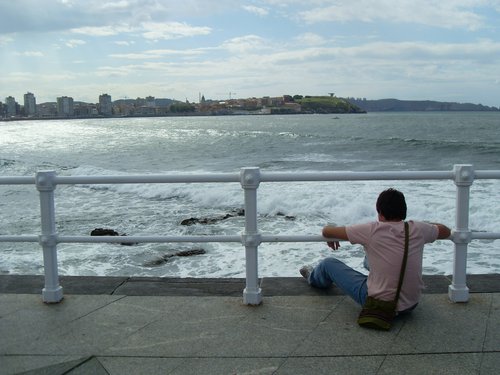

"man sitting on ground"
[300, 188, 451, 315]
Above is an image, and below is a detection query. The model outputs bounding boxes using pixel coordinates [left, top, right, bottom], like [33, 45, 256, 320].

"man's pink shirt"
[346, 220, 439, 311]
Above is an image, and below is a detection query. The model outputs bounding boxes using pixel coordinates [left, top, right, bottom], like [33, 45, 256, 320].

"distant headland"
[1, 93, 498, 121]
[346, 98, 499, 112]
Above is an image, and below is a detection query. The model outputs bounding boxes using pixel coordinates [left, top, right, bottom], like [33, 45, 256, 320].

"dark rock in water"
[175, 249, 207, 257]
[233, 208, 245, 216]
[91, 228, 120, 236]
[181, 208, 295, 225]
[144, 257, 167, 267]
[181, 217, 216, 226]
[90, 228, 136, 246]
[276, 212, 296, 221]
[180, 208, 245, 226]
[143, 248, 207, 267]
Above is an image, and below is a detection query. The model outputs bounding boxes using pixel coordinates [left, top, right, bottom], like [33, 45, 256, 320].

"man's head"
[376, 188, 407, 221]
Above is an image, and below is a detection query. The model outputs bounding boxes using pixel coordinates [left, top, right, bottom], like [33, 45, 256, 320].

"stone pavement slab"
[1, 275, 499, 374]
[1, 292, 498, 374]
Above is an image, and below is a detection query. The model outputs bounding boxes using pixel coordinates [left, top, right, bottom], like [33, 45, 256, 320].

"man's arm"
[322, 225, 349, 240]
[322, 225, 349, 250]
[426, 222, 451, 239]
[435, 223, 451, 239]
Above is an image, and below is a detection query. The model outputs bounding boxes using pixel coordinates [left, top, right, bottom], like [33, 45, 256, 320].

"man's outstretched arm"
[322, 225, 348, 240]
[435, 223, 451, 239]
[322, 225, 349, 250]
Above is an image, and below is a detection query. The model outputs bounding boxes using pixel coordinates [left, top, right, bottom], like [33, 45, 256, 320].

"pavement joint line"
[270, 357, 289, 374]
[69, 294, 127, 322]
[2, 352, 497, 360]
[480, 294, 494, 352]
[392, 317, 406, 339]
[110, 277, 130, 295]
[375, 354, 387, 374]
[47, 350, 498, 360]
[69, 356, 95, 373]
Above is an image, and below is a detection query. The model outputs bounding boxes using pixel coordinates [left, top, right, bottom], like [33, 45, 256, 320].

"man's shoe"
[299, 265, 313, 280]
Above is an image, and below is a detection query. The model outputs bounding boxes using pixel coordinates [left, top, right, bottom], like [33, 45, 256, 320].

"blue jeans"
[309, 257, 418, 314]
[309, 257, 368, 306]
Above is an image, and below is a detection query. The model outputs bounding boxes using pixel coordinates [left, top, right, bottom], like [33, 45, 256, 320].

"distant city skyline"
[3, 89, 498, 108]
[1, 90, 309, 118]
[1, 1, 500, 106]
[3, 90, 496, 121]
[2, 91, 285, 105]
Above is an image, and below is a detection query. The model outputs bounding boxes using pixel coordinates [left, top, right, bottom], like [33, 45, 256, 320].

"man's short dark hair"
[376, 188, 407, 220]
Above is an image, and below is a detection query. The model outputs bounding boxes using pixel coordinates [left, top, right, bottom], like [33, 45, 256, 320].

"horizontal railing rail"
[4, 232, 500, 243]
[1, 164, 499, 304]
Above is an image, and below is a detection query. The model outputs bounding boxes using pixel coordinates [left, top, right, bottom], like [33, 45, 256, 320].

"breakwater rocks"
[92, 208, 295, 267]
[90, 227, 136, 246]
[143, 249, 207, 267]
[180, 208, 245, 226]
[180, 209, 295, 226]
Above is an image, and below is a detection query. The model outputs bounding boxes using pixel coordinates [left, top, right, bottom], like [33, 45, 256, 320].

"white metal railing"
[1, 165, 500, 304]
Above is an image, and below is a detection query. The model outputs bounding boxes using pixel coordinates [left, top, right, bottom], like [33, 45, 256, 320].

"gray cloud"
[0, 1, 91, 34]
[0, 0, 236, 35]
[297, 0, 491, 30]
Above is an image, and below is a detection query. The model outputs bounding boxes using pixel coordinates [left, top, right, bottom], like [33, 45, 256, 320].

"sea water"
[1, 112, 499, 277]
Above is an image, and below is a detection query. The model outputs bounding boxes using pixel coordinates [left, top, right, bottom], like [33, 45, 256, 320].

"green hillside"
[295, 96, 366, 113]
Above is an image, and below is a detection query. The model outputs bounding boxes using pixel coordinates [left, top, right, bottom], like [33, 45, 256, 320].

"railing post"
[240, 167, 262, 305]
[36, 171, 63, 303]
[449, 164, 473, 303]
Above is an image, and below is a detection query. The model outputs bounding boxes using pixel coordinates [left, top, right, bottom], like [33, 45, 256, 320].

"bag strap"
[394, 221, 410, 303]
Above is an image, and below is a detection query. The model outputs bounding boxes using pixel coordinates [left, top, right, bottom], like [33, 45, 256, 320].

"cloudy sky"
[1, 0, 500, 106]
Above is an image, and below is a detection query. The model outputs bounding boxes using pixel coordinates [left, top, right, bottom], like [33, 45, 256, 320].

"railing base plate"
[42, 286, 64, 304]
[243, 288, 262, 305]
[448, 285, 469, 303]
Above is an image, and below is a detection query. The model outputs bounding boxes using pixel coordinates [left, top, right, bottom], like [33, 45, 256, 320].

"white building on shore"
[99, 93, 112, 116]
[5, 96, 17, 117]
[24, 92, 37, 116]
[57, 96, 74, 117]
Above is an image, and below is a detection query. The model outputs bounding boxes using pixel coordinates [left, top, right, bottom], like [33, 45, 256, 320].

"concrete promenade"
[0, 274, 499, 374]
